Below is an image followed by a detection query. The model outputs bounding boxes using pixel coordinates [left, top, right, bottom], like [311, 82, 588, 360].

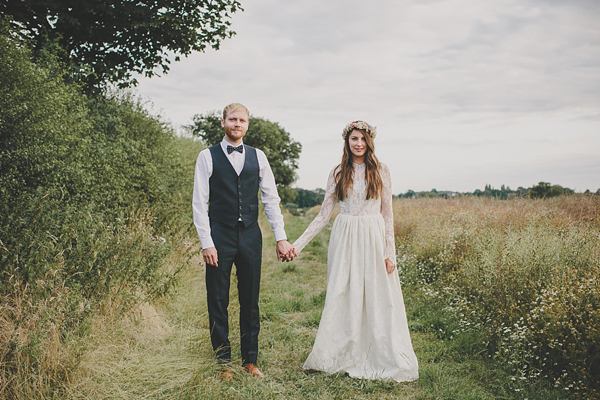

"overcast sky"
[134, 0, 600, 193]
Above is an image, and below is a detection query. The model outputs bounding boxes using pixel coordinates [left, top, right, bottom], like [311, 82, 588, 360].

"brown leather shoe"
[220, 367, 234, 382]
[244, 363, 265, 378]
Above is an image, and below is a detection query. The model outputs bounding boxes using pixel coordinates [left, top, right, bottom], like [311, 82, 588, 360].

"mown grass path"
[68, 212, 519, 399]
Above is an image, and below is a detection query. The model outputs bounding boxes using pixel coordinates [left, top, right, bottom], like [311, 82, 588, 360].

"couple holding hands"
[192, 103, 418, 383]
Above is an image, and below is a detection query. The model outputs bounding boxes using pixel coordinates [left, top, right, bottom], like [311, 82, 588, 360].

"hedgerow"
[1, 24, 198, 398]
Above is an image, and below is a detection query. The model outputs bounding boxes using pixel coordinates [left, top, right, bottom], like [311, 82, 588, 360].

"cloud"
[133, 0, 600, 191]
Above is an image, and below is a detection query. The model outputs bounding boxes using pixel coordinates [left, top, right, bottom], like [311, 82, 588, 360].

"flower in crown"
[342, 120, 377, 139]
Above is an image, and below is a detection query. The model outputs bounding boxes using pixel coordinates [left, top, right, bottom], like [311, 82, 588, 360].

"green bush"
[0, 32, 187, 301]
[0, 28, 91, 201]
[0, 26, 199, 397]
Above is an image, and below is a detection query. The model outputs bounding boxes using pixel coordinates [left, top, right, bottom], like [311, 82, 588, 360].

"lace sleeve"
[292, 168, 337, 254]
[380, 164, 396, 265]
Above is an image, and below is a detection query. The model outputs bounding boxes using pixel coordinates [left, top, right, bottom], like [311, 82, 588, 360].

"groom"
[192, 103, 295, 381]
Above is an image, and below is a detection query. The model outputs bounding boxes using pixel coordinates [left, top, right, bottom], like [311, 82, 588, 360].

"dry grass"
[394, 195, 600, 398]
[394, 195, 600, 238]
[0, 282, 84, 399]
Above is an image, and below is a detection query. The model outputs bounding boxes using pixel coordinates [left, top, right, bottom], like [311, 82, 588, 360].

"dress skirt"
[302, 213, 419, 382]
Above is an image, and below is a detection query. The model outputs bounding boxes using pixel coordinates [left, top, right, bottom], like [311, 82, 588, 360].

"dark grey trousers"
[205, 220, 262, 365]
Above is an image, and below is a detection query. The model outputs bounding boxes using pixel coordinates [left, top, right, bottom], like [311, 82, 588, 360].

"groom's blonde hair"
[223, 103, 249, 119]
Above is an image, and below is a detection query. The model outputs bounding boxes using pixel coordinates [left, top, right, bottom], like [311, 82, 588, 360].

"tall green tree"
[0, 0, 242, 90]
[190, 111, 301, 203]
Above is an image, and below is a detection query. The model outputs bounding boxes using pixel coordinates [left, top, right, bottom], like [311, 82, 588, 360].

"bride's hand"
[384, 259, 396, 274]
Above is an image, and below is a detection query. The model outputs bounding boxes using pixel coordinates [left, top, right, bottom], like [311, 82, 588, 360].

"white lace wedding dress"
[293, 162, 418, 382]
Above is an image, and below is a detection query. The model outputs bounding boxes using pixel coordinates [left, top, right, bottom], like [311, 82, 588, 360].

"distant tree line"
[294, 188, 326, 208]
[397, 182, 597, 199]
[282, 181, 593, 214]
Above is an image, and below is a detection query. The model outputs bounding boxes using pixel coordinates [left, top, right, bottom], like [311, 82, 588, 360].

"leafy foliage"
[0, 0, 242, 89]
[0, 30, 190, 295]
[0, 29, 199, 397]
[294, 188, 325, 208]
[527, 181, 574, 198]
[190, 110, 302, 203]
[0, 25, 90, 200]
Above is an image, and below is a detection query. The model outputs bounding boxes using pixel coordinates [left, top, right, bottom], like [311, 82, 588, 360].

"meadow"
[58, 195, 598, 399]
[393, 196, 599, 398]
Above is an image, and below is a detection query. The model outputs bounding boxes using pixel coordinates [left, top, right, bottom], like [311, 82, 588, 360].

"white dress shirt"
[192, 139, 287, 249]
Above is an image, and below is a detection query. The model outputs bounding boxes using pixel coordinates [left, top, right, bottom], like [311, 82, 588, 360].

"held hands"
[276, 240, 297, 262]
[204, 241, 297, 266]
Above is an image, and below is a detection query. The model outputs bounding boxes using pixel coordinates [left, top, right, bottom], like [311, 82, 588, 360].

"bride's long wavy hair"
[335, 125, 382, 201]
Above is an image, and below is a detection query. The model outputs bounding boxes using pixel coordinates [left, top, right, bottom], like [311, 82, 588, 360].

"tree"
[529, 182, 550, 198]
[527, 182, 573, 198]
[399, 189, 416, 198]
[1, 0, 242, 90]
[190, 111, 302, 203]
[295, 188, 325, 208]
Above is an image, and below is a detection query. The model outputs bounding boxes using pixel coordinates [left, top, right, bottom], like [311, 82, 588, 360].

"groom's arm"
[255, 149, 296, 260]
[193, 149, 218, 265]
[256, 149, 287, 241]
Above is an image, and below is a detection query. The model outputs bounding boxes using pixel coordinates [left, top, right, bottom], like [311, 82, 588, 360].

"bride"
[290, 121, 418, 382]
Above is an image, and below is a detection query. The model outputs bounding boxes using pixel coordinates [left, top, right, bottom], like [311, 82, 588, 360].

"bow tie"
[227, 144, 243, 154]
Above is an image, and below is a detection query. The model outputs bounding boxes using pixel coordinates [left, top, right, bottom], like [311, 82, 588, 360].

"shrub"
[0, 27, 91, 202]
[0, 27, 198, 397]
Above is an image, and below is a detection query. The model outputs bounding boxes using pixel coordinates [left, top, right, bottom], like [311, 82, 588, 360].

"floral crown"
[342, 121, 377, 139]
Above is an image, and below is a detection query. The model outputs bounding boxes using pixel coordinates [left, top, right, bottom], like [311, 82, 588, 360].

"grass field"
[63, 196, 599, 399]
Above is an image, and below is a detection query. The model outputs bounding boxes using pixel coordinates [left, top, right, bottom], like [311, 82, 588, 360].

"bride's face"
[348, 130, 367, 161]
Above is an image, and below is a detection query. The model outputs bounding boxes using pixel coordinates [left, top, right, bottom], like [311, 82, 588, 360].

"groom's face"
[221, 110, 249, 144]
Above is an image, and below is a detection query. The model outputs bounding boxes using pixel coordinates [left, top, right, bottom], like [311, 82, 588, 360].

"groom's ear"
[220, 119, 225, 127]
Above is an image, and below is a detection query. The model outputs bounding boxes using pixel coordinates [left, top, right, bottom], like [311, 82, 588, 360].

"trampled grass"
[63, 196, 598, 399]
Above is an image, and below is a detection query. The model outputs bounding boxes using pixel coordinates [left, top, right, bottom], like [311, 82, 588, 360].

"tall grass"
[0, 190, 186, 398]
[395, 196, 600, 398]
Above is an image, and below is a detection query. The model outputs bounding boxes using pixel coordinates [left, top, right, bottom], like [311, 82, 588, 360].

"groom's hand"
[203, 246, 218, 267]
[276, 240, 296, 262]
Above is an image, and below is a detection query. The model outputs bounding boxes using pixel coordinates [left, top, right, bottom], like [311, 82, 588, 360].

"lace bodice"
[293, 162, 396, 264]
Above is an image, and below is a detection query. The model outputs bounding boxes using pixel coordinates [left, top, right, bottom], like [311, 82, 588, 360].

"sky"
[134, 0, 600, 194]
